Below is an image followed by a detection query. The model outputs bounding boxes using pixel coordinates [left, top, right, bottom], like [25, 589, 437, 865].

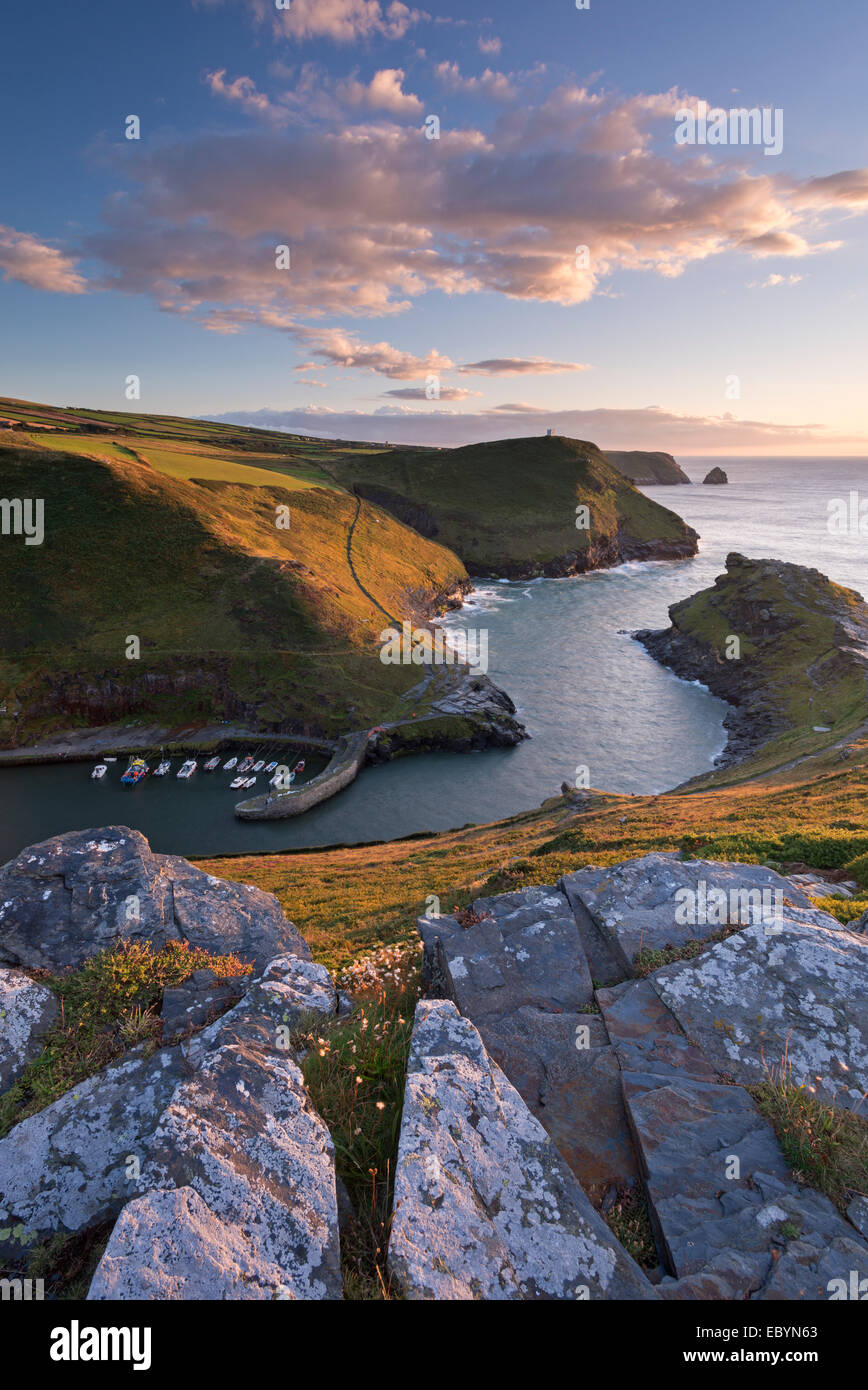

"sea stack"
[703, 466, 728, 484]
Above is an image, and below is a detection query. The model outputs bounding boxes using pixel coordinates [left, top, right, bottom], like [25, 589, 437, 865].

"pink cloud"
[0, 226, 86, 294]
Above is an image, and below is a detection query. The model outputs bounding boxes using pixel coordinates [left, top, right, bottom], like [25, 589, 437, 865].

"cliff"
[635, 552, 868, 772]
[604, 450, 691, 485]
[330, 435, 698, 578]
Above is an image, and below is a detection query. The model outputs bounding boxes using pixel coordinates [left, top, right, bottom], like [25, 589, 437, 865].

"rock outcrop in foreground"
[405, 852, 868, 1299]
[0, 826, 309, 972]
[0, 828, 340, 1300]
[2, 831, 866, 1300]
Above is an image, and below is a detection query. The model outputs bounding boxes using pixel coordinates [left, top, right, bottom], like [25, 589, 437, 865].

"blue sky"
[1, 0, 866, 452]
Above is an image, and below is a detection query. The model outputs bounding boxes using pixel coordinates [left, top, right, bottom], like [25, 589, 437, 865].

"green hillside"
[0, 432, 468, 745]
[328, 435, 698, 575]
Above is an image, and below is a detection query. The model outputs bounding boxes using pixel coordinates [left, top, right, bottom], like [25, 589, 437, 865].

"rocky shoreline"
[635, 552, 868, 771]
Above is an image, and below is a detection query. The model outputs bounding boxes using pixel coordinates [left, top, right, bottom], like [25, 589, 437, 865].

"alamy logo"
[827, 491, 868, 536]
[379, 621, 489, 674]
[674, 882, 783, 929]
[0, 497, 44, 545]
[0, 1277, 44, 1300]
[827, 1270, 868, 1299]
[675, 102, 783, 156]
[49, 1320, 152, 1371]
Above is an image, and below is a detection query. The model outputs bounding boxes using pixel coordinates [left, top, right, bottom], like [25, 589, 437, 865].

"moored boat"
[121, 758, 148, 785]
[264, 761, 277, 774]
[293, 759, 305, 774]
[177, 759, 197, 779]
[204, 756, 221, 771]
[230, 775, 246, 789]
[153, 760, 171, 777]
[224, 757, 238, 771]
[237, 755, 255, 774]
[252, 760, 265, 773]
[243, 776, 256, 788]
[91, 764, 107, 780]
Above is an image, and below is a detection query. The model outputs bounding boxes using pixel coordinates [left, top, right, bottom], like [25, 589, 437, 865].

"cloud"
[83, 76, 868, 336]
[205, 69, 278, 120]
[478, 35, 502, 56]
[458, 357, 590, 376]
[297, 326, 453, 378]
[198, 0, 427, 43]
[383, 385, 482, 400]
[0, 225, 86, 294]
[336, 68, 423, 116]
[749, 272, 803, 288]
[204, 402, 866, 452]
[434, 61, 516, 101]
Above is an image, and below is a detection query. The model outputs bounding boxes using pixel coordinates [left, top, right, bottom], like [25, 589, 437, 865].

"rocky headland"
[635, 553, 868, 770]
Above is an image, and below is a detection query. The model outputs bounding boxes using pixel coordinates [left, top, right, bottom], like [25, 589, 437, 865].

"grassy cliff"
[0, 432, 471, 745]
[328, 435, 698, 576]
[604, 450, 691, 485]
[636, 552, 868, 782]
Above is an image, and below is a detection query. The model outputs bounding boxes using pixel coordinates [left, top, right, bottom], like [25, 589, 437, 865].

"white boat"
[153, 760, 171, 777]
[270, 769, 295, 787]
[264, 761, 277, 773]
[243, 776, 256, 788]
[91, 764, 107, 780]
[252, 760, 265, 773]
[237, 756, 255, 774]
[224, 757, 238, 770]
[177, 759, 197, 779]
[230, 776, 246, 789]
[204, 756, 221, 771]
[103, 756, 117, 762]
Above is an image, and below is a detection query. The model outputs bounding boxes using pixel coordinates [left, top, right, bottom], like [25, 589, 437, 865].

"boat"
[204, 757, 221, 771]
[237, 755, 255, 774]
[264, 761, 277, 774]
[103, 756, 117, 762]
[91, 764, 107, 780]
[121, 759, 148, 785]
[230, 776, 246, 789]
[224, 757, 238, 771]
[153, 760, 171, 777]
[243, 776, 257, 788]
[177, 759, 197, 779]
[293, 759, 305, 774]
[270, 769, 294, 787]
[252, 760, 265, 773]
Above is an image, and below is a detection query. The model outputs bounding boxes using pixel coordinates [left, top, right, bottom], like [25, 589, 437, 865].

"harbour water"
[0, 456, 864, 862]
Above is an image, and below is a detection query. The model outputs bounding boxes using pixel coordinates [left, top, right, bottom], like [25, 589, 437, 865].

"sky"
[1, 0, 866, 453]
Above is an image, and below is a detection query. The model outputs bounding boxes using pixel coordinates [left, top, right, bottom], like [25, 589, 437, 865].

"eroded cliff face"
[604, 451, 691, 485]
[635, 552, 868, 769]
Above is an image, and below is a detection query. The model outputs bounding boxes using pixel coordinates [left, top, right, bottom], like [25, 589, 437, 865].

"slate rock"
[418, 885, 593, 1019]
[88, 1185, 292, 1300]
[387, 999, 657, 1301]
[652, 918, 868, 1110]
[622, 1069, 868, 1298]
[562, 854, 818, 972]
[847, 1195, 868, 1239]
[0, 953, 338, 1285]
[160, 974, 246, 1043]
[0, 968, 60, 1093]
[0, 827, 309, 972]
[480, 1006, 639, 1190]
